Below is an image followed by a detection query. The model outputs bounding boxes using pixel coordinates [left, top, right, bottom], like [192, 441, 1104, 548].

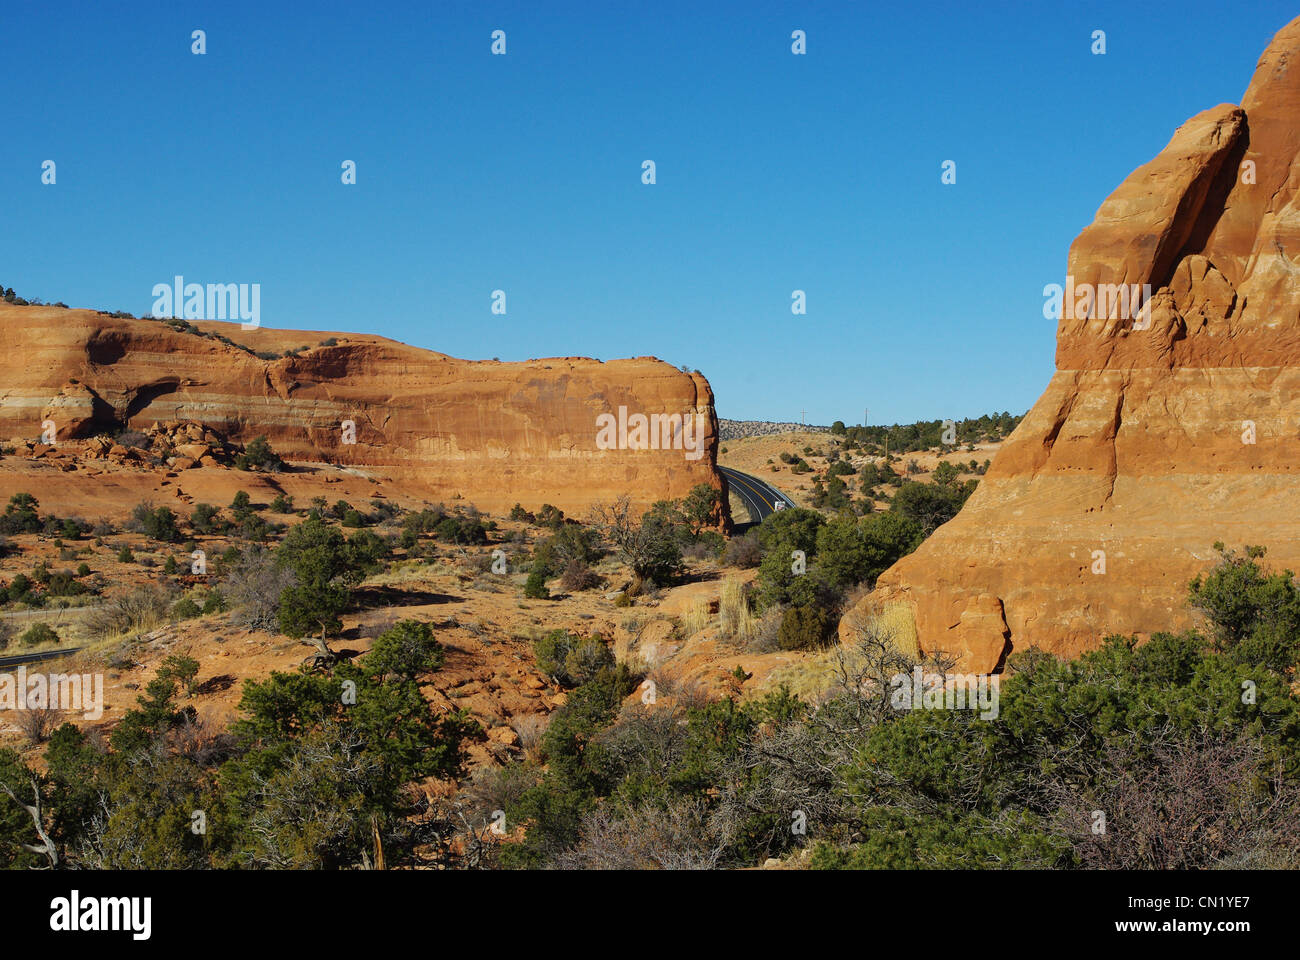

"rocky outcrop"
[841, 16, 1300, 672]
[0, 303, 724, 517]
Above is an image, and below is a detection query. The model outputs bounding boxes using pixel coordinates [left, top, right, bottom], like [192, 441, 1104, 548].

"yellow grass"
[718, 577, 755, 644]
[766, 601, 920, 703]
[680, 597, 711, 638]
[875, 602, 919, 660]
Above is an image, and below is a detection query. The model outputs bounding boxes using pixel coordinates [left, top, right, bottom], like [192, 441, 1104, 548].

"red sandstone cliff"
[0, 302, 724, 518]
[842, 16, 1300, 671]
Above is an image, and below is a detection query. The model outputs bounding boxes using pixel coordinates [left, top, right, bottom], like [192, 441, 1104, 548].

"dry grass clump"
[718, 577, 755, 645]
[679, 597, 711, 638]
[510, 714, 549, 763]
[841, 601, 918, 660]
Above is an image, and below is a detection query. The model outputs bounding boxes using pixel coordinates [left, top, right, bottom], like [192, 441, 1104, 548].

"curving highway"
[718, 465, 799, 524]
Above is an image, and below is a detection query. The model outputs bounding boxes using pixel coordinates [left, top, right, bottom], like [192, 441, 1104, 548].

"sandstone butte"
[0, 301, 724, 520]
[843, 15, 1300, 673]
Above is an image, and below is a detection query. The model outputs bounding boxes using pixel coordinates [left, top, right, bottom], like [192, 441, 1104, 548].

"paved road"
[719, 466, 798, 523]
[0, 646, 84, 668]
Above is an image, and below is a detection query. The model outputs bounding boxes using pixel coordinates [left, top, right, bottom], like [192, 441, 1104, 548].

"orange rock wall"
[842, 17, 1300, 671]
[0, 303, 724, 518]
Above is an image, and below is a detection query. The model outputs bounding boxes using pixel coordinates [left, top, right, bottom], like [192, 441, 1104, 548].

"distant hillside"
[719, 419, 829, 441]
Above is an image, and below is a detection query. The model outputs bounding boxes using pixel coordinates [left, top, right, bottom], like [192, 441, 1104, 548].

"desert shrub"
[747, 605, 786, 653]
[45, 570, 86, 598]
[722, 532, 761, 568]
[5, 573, 36, 605]
[533, 629, 614, 688]
[171, 597, 201, 620]
[532, 523, 600, 577]
[222, 546, 296, 632]
[60, 517, 88, 540]
[20, 622, 58, 646]
[230, 491, 255, 521]
[368, 499, 400, 523]
[1189, 543, 1300, 673]
[274, 515, 370, 642]
[85, 585, 175, 640]
[814, 511, 922, 592]
[680, 484, 720, 537]
[344, 529, 388, 574]
[16, 704, 61, 745]
[536, 504, 565, 529]
[523, 568, 549, 600]
[559, 558, 600, 593]
[889, 480, 973, 539]
[0, 493, 41, 534]
[269, 493, 294, 514]
[366, 620, 445, 679]
[157, 654, 201, 696]
[777, 602, 838, 650]
[190, 503, 222, 534]
[435, 513, 489, 545]
[116, 545, 135, 563]
[590, 496, 684, 587]
[128, 502, 181, 543]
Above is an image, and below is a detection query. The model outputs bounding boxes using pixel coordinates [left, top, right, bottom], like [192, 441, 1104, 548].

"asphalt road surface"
[0, 646, 83, 668]
[719, 466, 798, 523]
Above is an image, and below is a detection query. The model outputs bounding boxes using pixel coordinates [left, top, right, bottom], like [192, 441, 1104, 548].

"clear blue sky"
[3, 1, 1295, 424]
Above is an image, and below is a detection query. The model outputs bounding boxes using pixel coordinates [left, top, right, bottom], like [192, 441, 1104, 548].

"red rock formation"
[0, 302, 724, 518]
[842, 16, 1300, 671]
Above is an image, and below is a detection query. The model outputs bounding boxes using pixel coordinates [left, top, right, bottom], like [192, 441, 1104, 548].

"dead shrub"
[84, 584, 175, 640]
[559, 558, 600, 593]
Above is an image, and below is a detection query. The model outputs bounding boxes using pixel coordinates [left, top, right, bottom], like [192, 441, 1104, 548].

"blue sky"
[3, 1, 1296, 424]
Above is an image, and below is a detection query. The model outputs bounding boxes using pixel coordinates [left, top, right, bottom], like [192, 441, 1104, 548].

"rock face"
[842, 17, 1300, 672]
[0, 303, 724, 518]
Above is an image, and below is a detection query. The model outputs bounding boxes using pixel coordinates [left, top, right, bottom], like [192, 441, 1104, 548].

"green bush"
[523, 568, 550, 600]
[20, 622, 58, 646]
[366, 620, 445, 678]
[129, 503, 181, 543]
[776, 603, 837, 650]
[533, 630, 613, 686]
